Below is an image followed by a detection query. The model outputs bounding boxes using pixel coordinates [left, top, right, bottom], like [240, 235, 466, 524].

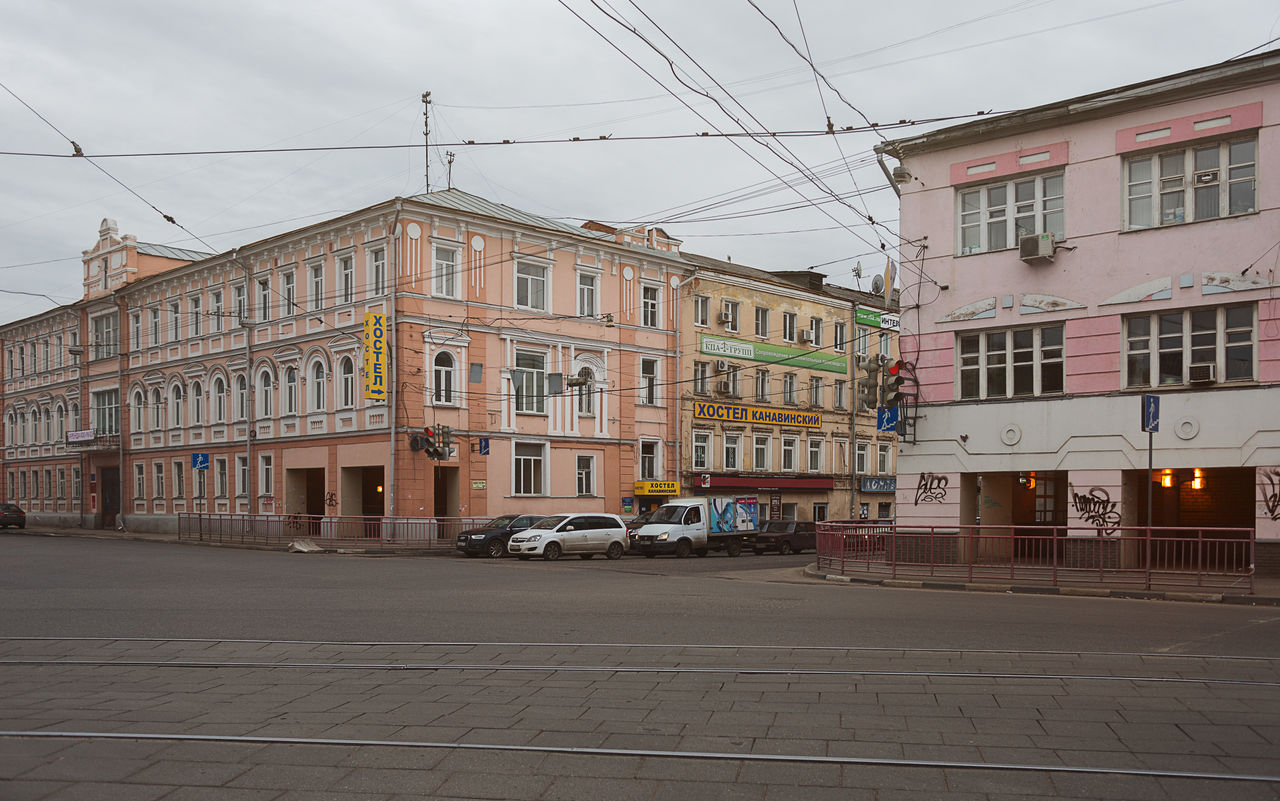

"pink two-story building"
[876, 50, 1280, 574]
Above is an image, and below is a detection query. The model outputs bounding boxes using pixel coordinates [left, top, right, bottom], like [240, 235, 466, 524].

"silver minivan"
[508, 513, 628, 561]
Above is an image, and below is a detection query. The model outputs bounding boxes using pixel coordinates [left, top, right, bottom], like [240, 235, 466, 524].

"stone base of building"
[1257, 541, 1280, 578]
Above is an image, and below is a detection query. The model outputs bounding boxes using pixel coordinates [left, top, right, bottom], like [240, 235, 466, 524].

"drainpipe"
[387, 200, 402, 518]
[117, 297, 127, 530]
[673, 268, 698, 495]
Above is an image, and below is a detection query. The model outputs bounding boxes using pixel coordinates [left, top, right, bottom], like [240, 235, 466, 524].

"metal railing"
[178, 513, 490, 549]
[816, 523, 1254, 593]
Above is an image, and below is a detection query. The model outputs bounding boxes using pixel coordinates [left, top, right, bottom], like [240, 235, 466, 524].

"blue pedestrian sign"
[478, 437, 490, 456]
[191, 452, 210, 470]
[1142, 394, 1159, 433]
[877, 406, 899, 433]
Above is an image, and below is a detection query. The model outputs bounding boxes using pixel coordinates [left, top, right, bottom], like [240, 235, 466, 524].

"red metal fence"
[816, 523, 1254, 593]
[177, 513, 489, 550]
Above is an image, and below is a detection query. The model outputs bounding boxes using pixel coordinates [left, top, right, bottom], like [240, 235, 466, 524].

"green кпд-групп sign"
[699, 334, 847, 374]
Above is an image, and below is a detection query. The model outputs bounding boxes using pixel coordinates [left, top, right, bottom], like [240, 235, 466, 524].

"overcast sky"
[2, 0, 1278, 326]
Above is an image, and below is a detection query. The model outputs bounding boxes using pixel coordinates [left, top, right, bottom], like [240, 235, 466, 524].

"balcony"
[65, 430, 120, 452]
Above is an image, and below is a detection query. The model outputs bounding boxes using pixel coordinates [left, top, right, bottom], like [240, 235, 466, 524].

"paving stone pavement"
[2, 639, 1279, 799]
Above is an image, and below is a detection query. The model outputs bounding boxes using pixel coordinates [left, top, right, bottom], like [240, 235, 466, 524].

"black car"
[0, 503, 26, 529]
[750, 520, 816, 555]
[455, 514, 544, 558]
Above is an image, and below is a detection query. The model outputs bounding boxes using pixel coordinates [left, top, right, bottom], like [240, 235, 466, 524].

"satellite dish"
[870, 274, 885, 295]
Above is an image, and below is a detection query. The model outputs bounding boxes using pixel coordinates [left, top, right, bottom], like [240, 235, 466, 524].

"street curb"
[3, 528, 459, 557]
[804, 564, 1280, 606]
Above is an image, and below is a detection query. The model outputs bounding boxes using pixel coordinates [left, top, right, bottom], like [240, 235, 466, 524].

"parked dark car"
[625, 510, 657, 548]
[455, 514, 544, 558]
[750, 520, 816, 555]
[0, 503, 26, 529]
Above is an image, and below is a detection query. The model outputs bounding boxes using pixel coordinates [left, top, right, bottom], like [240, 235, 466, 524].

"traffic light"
[856, 355, 880, 411]
[437, 426, 453, 459]
[882, 360, 907, 406]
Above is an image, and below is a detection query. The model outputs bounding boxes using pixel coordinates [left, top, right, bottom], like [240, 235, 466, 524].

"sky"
[2, 0, 1279, 326]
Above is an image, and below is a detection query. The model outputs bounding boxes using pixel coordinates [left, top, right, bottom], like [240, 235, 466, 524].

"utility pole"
[446, 151, 455, 189]
[422, 91, 431, 192]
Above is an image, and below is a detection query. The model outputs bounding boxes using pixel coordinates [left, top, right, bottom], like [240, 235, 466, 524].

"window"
[72, 467, 81, 502]
[256, 279, 271, 322]
[235, 376, 248, 420]
[722, 301, 739, 332]
[878, 501, 892, 519]
[236, 456, 249, 497]
[281, 273, 295, 317]
[834, 379, 847, 409]
[576, 455, 595, 496]
[150, 388, 163, 429]
[514, 442, 545, 495]
[753, 435, 770, 471]
[640, 358, 658, 405]
[1124, 304, 1254, 387]
[755, 369, 769, 402]
[134, 463, 145, 499]
[783, 373, 797, 404]
[154, 462, 165, 499]
[723, 433, 740, 471]
[781, 437, 797, 471]
[855, 326, 870, 356]
[808, 438, 824, 472]
[58, 468, 66, 499]
[813, 503, 828, 522]
[809, 317, 823, 347]
[878, 443, 891, 474]
[959, 172, 1064, 254]
[809, 377, 823, 407]
[514, 350, 546, 413]
[211, 291, 223, 333]
[693, 362, 709, 394]
[338, 357, 355, 408]
[130, 312, 141, 350]
[55, 334, 63, 368]
[639, 440, 658, 479]
[694, 295, 710, 327]
[782, 312, 796, 342]
[311, 263, 326, 311]
[433, 352, 456, 405]
[215, 458, 228, 497]
[190, 296, 203, 336]
[835, 439, 848, 472]
[194, 469, 206, 506]
[310, 362, 327, 411]
[283, 368, 297, 415]
[190, 381, 203, 424]
[233, 285, 247, 325]
[692, 431, 710, 470]
[259, 454, 273, 497]
[258, 370, 274, 417]
[515, 262, 547, 311]
[150, 308, 161, 345]
[958, 325, 1063, 399]
[641, 285, 660, 328]
[1126, 138, 1255, 229]
[754, 307, 769, 337]
[577, 271, 597, 317]
[434, 246, 459, 298]
[55, 404, 65, 440]
[91, 390, 119, 435]
[170, 301, 181, 340]
[368, 247, 386, 295]
[170, 385, 184, 428]
[212, 377, 227, 423]
[173, 460, 185, 499]
[91, 315, 118, 360]
[576, 368, 594, 415]
[834, 322, 846, 352]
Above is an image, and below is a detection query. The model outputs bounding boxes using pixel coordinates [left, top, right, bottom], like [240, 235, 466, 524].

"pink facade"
[877, 51, 1280, 571]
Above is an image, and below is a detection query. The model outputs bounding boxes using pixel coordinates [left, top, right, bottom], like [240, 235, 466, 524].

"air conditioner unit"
[1019, 233, 1055, 263]
[715, 359, 729, 372]
[718, 310, 734, 324]
[565, 376, 590, 388]
[801, 330, 815, 343]
[1188, 363, 1217, 384]
[714, 381, 731, 395]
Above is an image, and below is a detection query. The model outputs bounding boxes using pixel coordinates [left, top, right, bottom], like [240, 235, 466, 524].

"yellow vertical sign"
[363, 313, 387, 401]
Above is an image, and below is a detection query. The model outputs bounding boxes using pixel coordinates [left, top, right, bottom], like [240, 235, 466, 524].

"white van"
[508, 513, 628, 561]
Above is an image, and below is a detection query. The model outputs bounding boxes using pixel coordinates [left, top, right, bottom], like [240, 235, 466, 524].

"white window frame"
[259, 454, 273, 497]
[808, 376, 822, 408]
[150, 308, 161, 345]
[576, 269, 598, 318]
[215, 457, 228, 497]
[236, 455, 249, 497]
[310, 361, 327, 412]
[722, 300, 739, 333]
[641, 284, 661, 328]
[433, 351, 457, 406]
[752, 434, 770, 472]
[130, 312, 141, 350]
[782, 312, 796, 343]
[693, 295, 710, 327]
[781, 437, 797, 472]
[338, 357, 355, 409]
[211, 291, 224, 333]
[433, 245, 460, 299]
[754, 307, 769, 338]
[153, 462, 164, 498]
[189, 295, 203, 337]
[283, 368, 297, 415]
[693, 361, 709, 395]
[833, 322, 846, 353]
[783, 373, 797, 404]
[1124, 137, 1256, 230]
[640, 358, 659, 406]
[958, 172, 1065, 255]
[958, 325, 1064, 400]
[310, 263, 325, 311]
[514, 349, 546, 414]
[755, 369, 769, 402]
[639, 439, 659, 480]
[808, 438, 824, 473]
[576, 454, 596, 496]
[1123, 304, 1255, 388]
[515, 260, 549, 312]
[256, 279, 271, 322]
[513, 440, 547, 496]
[723, 433, 740, 471]
[692, 430, 711, 471]
[833, 379, 847, 410]
[877, 443, 891, 474]
[809, 317, 823, 347]
[281, 272, 295, 317]
[367, 246, 386, 296]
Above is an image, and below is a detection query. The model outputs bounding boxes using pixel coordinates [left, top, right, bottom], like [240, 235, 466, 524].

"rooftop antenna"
[422, 91, 431, 191]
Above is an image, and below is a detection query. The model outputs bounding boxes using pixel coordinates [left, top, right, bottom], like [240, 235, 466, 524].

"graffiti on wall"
[913, 473, 948, 505]
[1262, 468, 1280, 521]
[1070, 485, 1121, 536]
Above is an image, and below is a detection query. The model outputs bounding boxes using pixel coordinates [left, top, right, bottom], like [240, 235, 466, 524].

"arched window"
[577, 367, 595, 415]
[433, 351, 455, 405]
[235, 375, 248, 421]
[212, 376, 227, 423]
[310, 361, 326, 411]
[17, 411, 26, 445]
[70, 403, 79, 431]
[190, 381, 203, 424]
[55, 403, 65, 441]
[257, 369, 274, 418]
[151, 388, 164, 428]
[339, 357, 355, 409]
[43, 407, 52, 442]
[5, 411, 13, 444]
[132, 390, 146, 431]
[170, 385, 184, 428]
[284, 367, 298, 415]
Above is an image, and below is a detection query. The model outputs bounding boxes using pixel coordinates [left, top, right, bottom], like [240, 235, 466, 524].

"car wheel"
[726, 539, 742, 557]
[606, 541, 624, 560]
[779, 541, 793, 556]
[674, 539, 692, 558]
[485, 539, 506, 558]
[579, 553, 594, 560]
[543, 542, 562, 561]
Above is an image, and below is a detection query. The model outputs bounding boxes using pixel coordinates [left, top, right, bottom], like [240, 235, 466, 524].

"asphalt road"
[2, 535, 1279, 800]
